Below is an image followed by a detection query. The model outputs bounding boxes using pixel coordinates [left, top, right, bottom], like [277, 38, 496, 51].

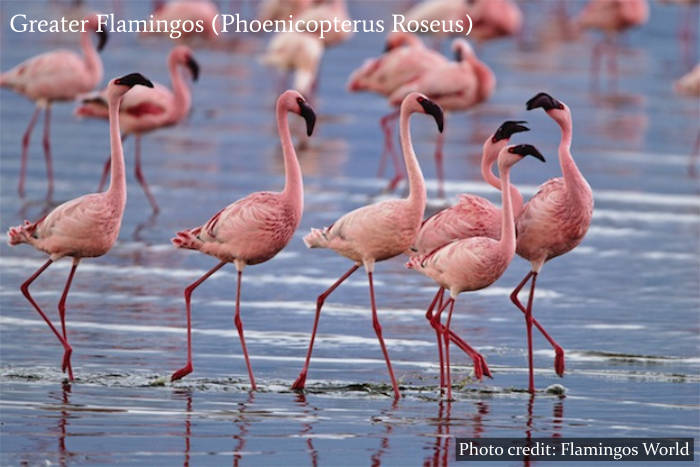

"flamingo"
[574, 0, 649, 84]
[467, 0, 523, 43]
[147, 0, 219, 40]
[169, 90, 316, 388]
[257, 0, 312, 21]
[291, 92, 444, 400]
[407, 144, 546, 399]
[0, 13, 107, 200]
[388, 39, 496, 198]
[76, 45, 199, 213]
[260, 32, 324, 98]
[5, 73, 154, 380]
[511, 92, 593, 393]
[297, 0, 353, 47]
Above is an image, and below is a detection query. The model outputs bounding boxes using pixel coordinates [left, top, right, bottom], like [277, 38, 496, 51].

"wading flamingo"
[388, 39, 496, 198]
[410, 121, 530, 381]
[169, 90, 316, 388]
[408, 144, 546, 399]
[511, 92, 593, 393]
[0, 13, 107, 199]
[5, 73, 153, 380]
[260, 31, 324, 98]
[76, 45, 199, 213]
[291, 92, 444, 400]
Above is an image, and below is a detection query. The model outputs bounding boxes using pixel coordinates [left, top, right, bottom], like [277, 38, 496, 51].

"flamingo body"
[261, 32, 324, 97]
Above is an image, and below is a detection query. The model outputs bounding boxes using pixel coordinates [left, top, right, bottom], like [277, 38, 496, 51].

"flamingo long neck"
[497, 163, 516, 254]
[482, 140, 524, 216]
[399, 105, 427, 211]
[107, 93, 126, 204]
[277, 103, 303, 216]
[557, 115, 590, 202]
[169, 58, 191, 122]
[80, 31, 102, 86]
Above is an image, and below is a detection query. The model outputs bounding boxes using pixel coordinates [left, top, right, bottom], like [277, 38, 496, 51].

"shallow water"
[1, 0, 699, 465]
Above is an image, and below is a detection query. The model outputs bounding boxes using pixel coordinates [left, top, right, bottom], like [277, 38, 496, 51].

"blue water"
[1, 0, 698, 465]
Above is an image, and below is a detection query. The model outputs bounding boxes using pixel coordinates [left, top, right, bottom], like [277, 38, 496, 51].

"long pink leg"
[171, 261, 226, 381]
[368, 271, 400, 400]
[18, 106, 41, 198]
[42, 104, 54, 200]
[434, 130, 445, 199]
[292, 264, 359, 390]
[97, 134, 127, 193]
[511, 272, 540, 392]
[379, 110, 403, 192]
[442, 298, 456, 400]
[424, 287, 446, 387]
[133, 135, 160, 213]
[57, 260, 79, 381]
[20, 259, 73, 376]
[510, 271, 564, 377]
[234, 269, 256, 390]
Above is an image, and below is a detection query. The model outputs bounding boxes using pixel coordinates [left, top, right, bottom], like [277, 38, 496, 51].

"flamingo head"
[500, 143, 546, 169]
[110, 73, 154, 98]
[83, 13, 108, 52]
[383, 32, 421, 52]
[452, 38, 474, 62]
[281, 90, 316, 136]
[526, 92, 570, 126]
[492, 120, 529, 143]
[406, 93, 444, 133]
[171, 46, 200, 82]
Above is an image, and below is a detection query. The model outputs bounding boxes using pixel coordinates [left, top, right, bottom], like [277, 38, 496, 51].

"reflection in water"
[425, 400, 451, 467]
[294, 394, 319, 467]
[371, 401, 398, 467]
[175, 389, 193, 467]
[523, 394, 566, 467]
[233, 392, 255, 467]
[58, 382, 71, 467]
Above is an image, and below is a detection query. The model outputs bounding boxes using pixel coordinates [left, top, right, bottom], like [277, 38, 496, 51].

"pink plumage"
[1, 13, 107, 199]
[5, 73, 154, 381]
[169, 90, 316, 389]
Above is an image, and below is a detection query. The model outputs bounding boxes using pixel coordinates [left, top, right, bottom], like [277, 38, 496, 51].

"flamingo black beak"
[115, 73, 154, 89]
[186, 56, 200, 82]
[297, 98, 316, 136]
[96, 30, 108, 52]
[526, 92, 564, 111]
[492, 120, 529, 143]
[417, 96, 444, 133]
[509, 144, 545, 162]
[454, 48, 463, 62]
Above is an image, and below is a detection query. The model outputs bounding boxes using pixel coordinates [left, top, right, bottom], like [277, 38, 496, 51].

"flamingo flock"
[4, 0, 624, 401]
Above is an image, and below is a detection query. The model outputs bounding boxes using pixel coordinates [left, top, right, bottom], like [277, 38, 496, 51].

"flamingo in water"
[291, 92, 445, 400]
[169, 90, 316, 387]
[411, 120, 530, 381]
[511, 92, 593, 393]
[5, 73, 154, 380]
[408, 143, 545, 399]
[0, 13, 108, 199]
[76, 45, 199, 213]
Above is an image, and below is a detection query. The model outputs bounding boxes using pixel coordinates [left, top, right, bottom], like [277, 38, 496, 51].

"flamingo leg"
[424, 287, 446, 387]
[133, 135, 160, 213]
[368, 272, 400, 400]
[42, 103, 54, 200]
[510, 271, 565, 377]
[379, 110, 403, 191]
[18, 106, 41, 198]
[442, 298, 456, 400]
[97, 134, 127, 193]
[20, 259, 74, 375]
[171, 261, 226, 382]
[291, 264, 359, 390]
[434, 130, 445, 199]
[57, 259, 79, 381]
[234, 269, 256, 390]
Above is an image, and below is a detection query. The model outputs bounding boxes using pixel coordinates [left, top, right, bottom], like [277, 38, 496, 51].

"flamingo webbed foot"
[291, 373, 307, 391]
[171, 363, 193, 382]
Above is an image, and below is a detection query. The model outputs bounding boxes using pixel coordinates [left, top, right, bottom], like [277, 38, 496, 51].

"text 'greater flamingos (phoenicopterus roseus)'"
[0, 13, 108, 200]
[408, 144, 546, 400]
[291, 92, 444, 400]
[511, 92, 593, 393]
[169, 90, 316, 389]
[76, 45, 199, 213]
[6, 73, 153, 381]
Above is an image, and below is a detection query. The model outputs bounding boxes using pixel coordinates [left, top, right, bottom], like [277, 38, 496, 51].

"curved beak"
[186, 56, 200, 82]
[509, 144, 545, 162]
[418, 97, 444, 133]
[492, 120, 529, 142]
[299, 100, 316, 136]
[115, 73, 154, 89]
[96, 30, 108, 52]
[526, 92, 563, 111]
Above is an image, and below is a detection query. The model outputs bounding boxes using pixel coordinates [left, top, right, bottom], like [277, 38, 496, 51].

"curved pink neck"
[557, 114, 589, 202]
[277, 103, 303, 215]
[399, 104, 426, 211]
[168, 58, 191, 122]
[497, 163, 516, 254]
[482, 139, 524, 217]
[107, 93, 126, 204]
[80, 30, 102, 86]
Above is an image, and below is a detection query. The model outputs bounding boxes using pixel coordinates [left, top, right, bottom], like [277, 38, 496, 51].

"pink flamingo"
[388, 39, 496, 198]
[410, 121, 530, 381]
[408, 144, 546, 399]
[298, 0, 353, 47]
[511, 92, 593, 393]
[574, 0, 649, 84]
[260, 32, 324, 98]
[169, 90, 316, 388]
[76, 45, 199, 213]
[5, 73, 153, 380]
[0, 13, 107, 199]
[291, 92, 444, 400]
[467, 0, 523, 43]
